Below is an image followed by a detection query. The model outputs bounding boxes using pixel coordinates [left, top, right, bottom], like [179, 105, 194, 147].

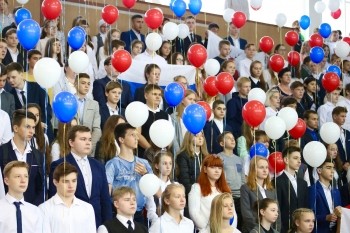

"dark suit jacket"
[134, 84, 169, 112]
[225, 36, 248, 50]
[309, 181, 342, 233]
[0, 141, 44, 206]
[173, 33, 203, 56]
[48, 153, 112, 227]
[203, 120, 233, 154]
[275, 172, 309, 233]
[0, 91, 15, 118]
[99, 103, 125, 129]
[120, 29, 145, 53]
[336, 128, 350, 164]
[3, 48, 27, 69]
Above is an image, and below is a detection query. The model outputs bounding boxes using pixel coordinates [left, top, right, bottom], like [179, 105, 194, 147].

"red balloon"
[343, 37, 350, 45]
[242, 100, 266, 127]
[309, 33, 323, 48]
[259, 36, 274, 53]
[122, 0, 136, 9]
[322, 72, 340, 92]
[287, 51, 300, 67]
[187, 44, 207, 68]
[268, 152, 285, 173]
[232, 11, 247, 29]
[41, 0, 62, 20]
[203, 76, 219, 97]
[331, 9, 341, 19]
[102, 5, 119, 25]
[289, 118, 306, 139]
[269, 54, 284, 72]
[144, 8, 164, 30]
[285, 31, 299, 46]
[215, 72, 234, 95]
[111, 50, 132, 72]
[197, 101, 212, 121]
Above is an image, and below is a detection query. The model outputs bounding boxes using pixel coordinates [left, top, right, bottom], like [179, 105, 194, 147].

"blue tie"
[13, 202, 22, 233]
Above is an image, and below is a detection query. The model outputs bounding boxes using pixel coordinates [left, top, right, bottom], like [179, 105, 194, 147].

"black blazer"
[2, 47, 27, 69]
[99, 103, 125, 130]
[173, 33, 203, 55]
[103, 218, 148, 233]
[336, 128, 350, 164]
[0, 91, 15, 118]
[225, 36, 248, 50]
[203, 120, 233, 154]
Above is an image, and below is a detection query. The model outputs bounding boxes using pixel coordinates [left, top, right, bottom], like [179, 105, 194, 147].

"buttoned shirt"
[213, 118, 224, 133]
[284, 170, 298, 195]
[97, 214, 135, 233]
[76, 96, 86, 124]
[257, 183, 267, 198]
[8, 47, 18, 63]
[15, 81, 27, 106]
[71, 152, 92, 197]
[317, 101, 335, 128]
[107, 103, 119, 116]
[149, 212, 194, 233]
[11, 139, 32, 162]
[132, 29, 142, 41]
[320, 181, 334, 214]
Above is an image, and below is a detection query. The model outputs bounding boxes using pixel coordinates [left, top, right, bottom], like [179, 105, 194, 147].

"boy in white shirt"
[317, 88, 341, 127]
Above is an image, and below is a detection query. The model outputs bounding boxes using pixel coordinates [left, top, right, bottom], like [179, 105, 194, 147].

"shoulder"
[105, 157, 119, 167]
[190, 183, 200, 193]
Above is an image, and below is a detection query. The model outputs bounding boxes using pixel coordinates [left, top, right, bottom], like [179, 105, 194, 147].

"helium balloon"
[189, 0, 202, 15]
[204, 59, 220, 76]
[17, 19, 40, 50]
[285, 31, 299, 46]
[14, 8, 32, 25]
[259, 36, 274, 53]
[269, 54, 284, 72]
[326, 65, 341, 78]
[197, 101, 212, 121]
[182, 104, 206, 134]
[68, 51, 90, 73]
[41, 0, 62, 20]
[328, 0, 340, 12]
[67, 26, 86, 50]
[223, 8, 235, 23]
[275, 13, 287, 27]
[53, 92, 78, 123]
[150, 120, 175, 148]
[334, 41, 350, 59]
[309, 46, 324, 64]
[322, 72, 340, 92]
[288, 118, 306, 139]
[299, 15, 310, 30]
[319, 23, 331, 39]
[288, 51, 300, 67]
[320, 122, 341, 144]
[111, 50, 132, 72]
[331, 9, 341, 19]
[17, 0, 29, 4]
[203, 76, 219, 97]
[164, 82, 184, 107]
[215, 72, 234, 95]
[268, 152, 285, 173]
[162, 22, 179, 41]
[125, 101, 149, 127]
[232, 11, 247, 28]
[303, 141, 327, 167]
[264, 116, 286, 140]
[144, 8, 163, 30]
[171, 0, 186, 18]
[250, 0, 263, 11]
[248, 88, 266, 104]
[242, 100, 266, 127]
[314, 1, 326, 14]
[33, 57, 61, 88]
[178, 23, 189, 39]
[309, 33, 323, 48]
[145, 32, 162, 51]
[122, 0, 136, 9]
[139, 174, 161, 197]
[277, 107, 298, 130]
[101, 5, 119, 25]
[250, 143, 268, 159]
[343, 37, 350, 45]
[187, 44, 207, 68]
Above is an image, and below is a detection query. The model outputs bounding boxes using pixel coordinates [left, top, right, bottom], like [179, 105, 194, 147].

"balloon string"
[273, 139, 277, 231]
[172, 106, 176, 180]
[255, 21, 257, 46]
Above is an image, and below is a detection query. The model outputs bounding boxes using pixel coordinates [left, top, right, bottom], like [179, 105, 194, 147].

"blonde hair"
[237, 76, 251, 89]
[112, 186, 135, 201]
[288, 208, 314, 233]
[178, 131, 209, 159]
[247, 156, 273, 191]
[209, 193, 234, 233]
[265, 88, 280, 107]
[161, 183, 185, 215]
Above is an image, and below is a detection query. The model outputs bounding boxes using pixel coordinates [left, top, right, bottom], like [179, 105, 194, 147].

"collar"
[0, 88, 5, 94]
[213, 118, 223, 125]
[147, 105, 161, 113]
[71, 152, 88, 161]
[131, 28, 141, 36]
[16, 80, 27, 93]
[162, 211, 187, 223]
[319, 180, 332, 190]
[116, 214, 134, 225]
[256, 182, 267, 190]
[5, 193, 25, 204]
[107, 103, 119, 112]
[11, 139, 32, 153]
[75, 95, 86, 102]
[53, 193, 80, 206]
[250, 76, 259, 84]
[284, 170, 297, 180]
[325, 101, 336, 107]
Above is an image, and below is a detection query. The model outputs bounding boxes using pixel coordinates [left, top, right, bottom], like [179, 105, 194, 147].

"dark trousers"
[234, 197, 243, 231]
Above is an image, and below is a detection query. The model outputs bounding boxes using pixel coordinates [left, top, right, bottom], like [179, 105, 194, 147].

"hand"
[135, 162, 147, 176]
[334, 206, 342, 218]
[326, 214, 337, 222]
[343, 162, 350, 171]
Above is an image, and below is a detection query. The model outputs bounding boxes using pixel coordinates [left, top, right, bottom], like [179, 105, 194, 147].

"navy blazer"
[203, 120, 233, 154]
[3, 48, 27, 69]
[92, 76, 133, 109]
[336, 128, 350, 164]
[173, 33, 203, 56]
[99, 103, 125, 129]
[225, 36, 248, 50]
[0, 141, 44, 206]
[309, 181, 342, 233]
[48, 153, 113, 227]
[120, 29, 145, 53]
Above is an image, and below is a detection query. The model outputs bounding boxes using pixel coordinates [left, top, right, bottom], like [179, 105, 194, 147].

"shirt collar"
[107, 103, 119, 112]
[319, 180, 332, 190]
[5, 193, 25, 204]
[0, 88, 5, 94]
[11, 139, 32, 153]
[71, 152, 88, 161]
[53, 193, 80, 206]
[162, 211, 186, 223]
[147, 105, 161, 113]
[284, 170, 297, 181]
[75, 95, 86, 102]
[250, 76, 259, 84]
[117, 214, 134, 227]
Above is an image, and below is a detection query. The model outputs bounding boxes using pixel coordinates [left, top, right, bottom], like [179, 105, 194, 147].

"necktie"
[190, 33, 194, 42]
[14, 202, 22, 233]
[20, 91, 26, 105]
[127, 220, 133, 232]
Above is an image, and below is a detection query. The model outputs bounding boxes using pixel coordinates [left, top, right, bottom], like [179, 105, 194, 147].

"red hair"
[198, 155, 231, 196]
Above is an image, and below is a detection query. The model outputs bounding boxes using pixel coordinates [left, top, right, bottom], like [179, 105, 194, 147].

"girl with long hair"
[260, 89, 280, 130]
[236, 121, 256, 160]
[51, 118, 77, 161]
[100, 28, 121, 62]
[37, 20, 58, 56]
[158, 41, 172, 63]
[44, 37, 63, 67]
[134, 63, 161, 103]
[288, 208, 315, 233]
[250, 60, 268, 91]
[250, 198, 279, 233]
[170, 52, 185, 65]
[188, 155, 236, 231]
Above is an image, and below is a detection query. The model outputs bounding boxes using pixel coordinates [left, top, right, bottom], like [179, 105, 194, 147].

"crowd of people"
[0, 1, 350, 233]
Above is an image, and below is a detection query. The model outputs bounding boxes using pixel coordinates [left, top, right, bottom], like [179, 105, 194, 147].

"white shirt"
[238, 58, 252, 77]
[149, 212, 194, 233]
[50, 142, 60, 162]
[317, 101, 336, 128]
[337, 98, 350, 131]
[40, 194, 96, 233]
[284, 170, 298, 195]
[15, 81, 27, 106]
[71, 152, 92, 197]
[0, 194, 43, 233]
[107, 103, 119, 116]
[0, 109, 12, 145]
[202, 226, 241, 233]
[134, 50, 168, 66]
[97, 214, 134, 233]
[257, 183, 267, 198]
[8, 47, 19, 63]
[320, 181, 334, 213]
[11, 139, 32, 162]
[213, 118, 224, 133]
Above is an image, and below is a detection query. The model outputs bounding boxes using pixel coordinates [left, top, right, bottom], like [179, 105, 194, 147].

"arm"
[176, 153, 192, 195]
[149, 217, 161, 233]
[91, 103, 102, 154]
[188, 183, 207, 229]
[237, 136, 249, 158]
[92, 81, 106, 106]
[146, 196, 158, 223]
[99, 164, 113, 223]
[137, 127, 151, 150]
[240, 185, 256, 230]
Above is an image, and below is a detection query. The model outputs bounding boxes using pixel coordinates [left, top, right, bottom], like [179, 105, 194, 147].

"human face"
[222, 133, 236, 150]
[296, 212, 315, 233]
[239, 81, 251, 97]
[54, 172, 77, 199]
[305, 81, 316, 94]
[245, 45, 256, 59]
[156, 155, 172, 177]
[333, 58, 341, 67]
[145, 89, 162, 107]
[114, 193, 137, 217]
[285, 151, 301, 171]
[7, 70, 24, 89]
[229, 24, 239, 36]
[4, 167, 28, 197]
[0, 75, 6, 89]
[27, 107, 40, 126]
[333, 112, 346, 126]
[210, 27, 219, 35]
[119, 129, 139, 149]
[330, 90, 340, 104]
[204, 165, 222, 182]
[281, 72, 292, 84]
[327, 144, 338, 159]
[220, 44, 231, 58]
[276, 45, 286, 57]
[161, 43, 171, 57]
[14, 118, 35, 142]
[106, 87, 122, 105]
[270, 92, 280, 109]
[146, 68, 161, 84]
[100, 24, 107, 34]
[52, 41, 61, 55]
[252, 63, 262, 77]
[194, 132, 204, 147]
[319, 162, 335, 182]
[222, 197, 235, 220]
[69, 131, 92, 156]
[292, 86, 305, 100]
[165, 187, 186, 212]
[76, 77, 90, 96]
[131, 43, 143, 57]
[0, 41, 7, 60]
[344, 61, 350, 72]
[105, 62, 119, 78]
[111, 31, 120, 40]
[213, 104, 226, 120]
[261, 203, 279, 224]
[80, 24, 90, 35]
[256, 159, 269, 180]
[323, 46, 330, 57]
[28, 54, 42, 69]
[176, 77, 188, 90]
[45, 24, 57, 38]
[182, 93, 196, 106]
[305, 113, 318, 129]
[0, 0, 8, 14]
[132, 18, 143, 32]
[223, 61, 236, 76]
[6, 33, 18, 48]
[175, 54, 184, 65]
[257, 138, 269, 150]
[185, 18, 196, 32]
[331, 32, 339, 42]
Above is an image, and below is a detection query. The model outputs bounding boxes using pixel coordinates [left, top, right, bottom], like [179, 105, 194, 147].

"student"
[317, 88, 341, 127]
[0, 161, 43, 232]
[203, 100, 233, 154]
[120, 14, 146, 53]
[48, 125, 112, 227]
[250, 198, 279, 233]
[131, 39, 144, 58]
[337, 83, 350, 131]
[188, 155, 236, 231]
[303, 76, 318, 110]
[291, 81, 309, 118]
[92, 19, 108, 64]
[40, 162, 96, 233]
[134, 63, 161, 104]
[157, 41, 172, 63]
[3, 28, 27, 68]
[97, 187, 148, 233]
[301, 110, 319, 148]
[238, 44, 256, 77]
[149, 183, 194, 233]
[213, 40, 231, 65]
[0, 110, 44, 205]
[225, 22, 248, 50]
[288, 208, 315, 233]
[105, 123, 157, 225]
[217, 131, 245, 230]
[275, 146, 309, 233]
[99, 28, 121, 62]
[201, 192, 240, 233]
[240, 156, 280, 233]
[260, 89, 280, 131]
[36, 20, 58, 58]
[249, 60, 268, 91]
[22, 50, 42, 82]
[0, 63, 15, 117]
[309, 159, 342, 233]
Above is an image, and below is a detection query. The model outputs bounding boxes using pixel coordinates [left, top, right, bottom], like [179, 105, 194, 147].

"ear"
[164, 197, 170, 206]
[68, 139, 74, 147]
[13, 125, 18, 133]
[219, 141, 224, 147]
[260, 209, 265, 217]
[203, 166, 207, 174]
[283, 156, 289, 165]
[114, 200, 119, 209]
[317, 168, 322, 175]
[118, 137, 124, 144]
[53, 179, 59, 187]
[4, 177, 9, 186]
[105, 91, 108, 97]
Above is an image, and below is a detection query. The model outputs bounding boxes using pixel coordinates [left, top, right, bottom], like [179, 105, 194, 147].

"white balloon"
[314, 1, 326, 14]
[264, 116, 286, 140]
[328, 0, 340, 12]
[125, 101, 149, 127]
[162, 22, 179, 41]
[17, 0, 29, 4]
[68, 51, 90, 73]
[223, 8, 235, 23]
[275, 13, 287, 27]
[277, 107, 298, 130]
[250, 0, 263, 10]
[178, 23, 189, 39]
[33, 58, 61, 89]
[248, 88, 267, 104]
[145, 32, 162, 51]
[303, 141, 327, 168]
[334, 41, 350, 59]
[150, 119, 175, 148]
[320, 122, 341, 144]
[139, 174, 161, 197]
[204, 59, 220, 76]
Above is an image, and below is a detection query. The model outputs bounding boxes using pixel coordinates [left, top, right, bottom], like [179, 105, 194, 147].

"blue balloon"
[182, 104, 206, 134]
[310, 46, 325, 64]
[189, 0, 202, 15]
[299, 15, 310, 30]
[17, 19, 40, 50]
[327, 65, 341, 78]
[249, 143, 268, 159]
[15, 8, 32, 25]
[171, 0, 186, 18]
[53, 91, 78, 123]
[67, 26, 86, 50]
[164, 82, 184, 107]
[319, 23, 332, 38]
[170, 0, 175, 10]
